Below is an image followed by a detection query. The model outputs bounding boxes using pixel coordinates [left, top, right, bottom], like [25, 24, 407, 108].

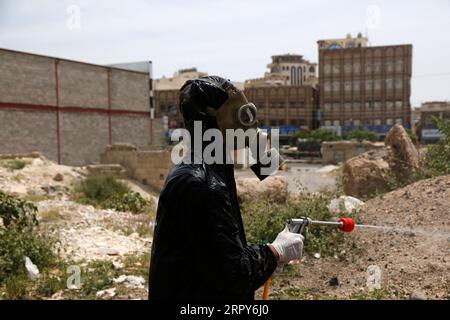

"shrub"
[102, 191, 151, 214]
[424, 117, 450, 176]
[0, 192, 57, 284]
[74, 175, 130, 205]
[73, 175, 151, 214]
[346, 129, 379, 142]
[308, 128, 342, 142]
[0, 226, 57, 283]
[0, 191, 38, 229]
[292, 128, 342, 144]
[0, 159, 30, 171]
[241, 193, 359, 257]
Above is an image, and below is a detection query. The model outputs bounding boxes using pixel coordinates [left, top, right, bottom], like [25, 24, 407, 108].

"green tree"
[425, 117, 450, 175]
[346, 129, 379, 142]
[307, 128, 342, 142]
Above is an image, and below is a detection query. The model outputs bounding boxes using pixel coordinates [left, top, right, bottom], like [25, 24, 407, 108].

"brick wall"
[0, 48, 161, 165]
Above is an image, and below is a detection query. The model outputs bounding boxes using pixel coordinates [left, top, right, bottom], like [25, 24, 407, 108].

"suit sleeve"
[187, 179, 277, 297]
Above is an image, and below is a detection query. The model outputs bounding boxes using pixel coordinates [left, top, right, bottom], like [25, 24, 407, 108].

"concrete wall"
[100, 144, 173, 191]
[0, 48, 158, 165]
[58, 60, 109, 109]
[59, 112, 109, 164]
[0, 49, 56, 105]
[0, 109, 58, 161]
[322, 140, 384, 164]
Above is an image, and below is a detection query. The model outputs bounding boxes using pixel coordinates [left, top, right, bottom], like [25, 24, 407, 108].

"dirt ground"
[1, 156, 448, 300]
[259, 175, 450, 300]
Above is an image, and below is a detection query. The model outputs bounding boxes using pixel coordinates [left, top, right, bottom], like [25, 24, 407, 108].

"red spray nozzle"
[337, 218, 355, 233]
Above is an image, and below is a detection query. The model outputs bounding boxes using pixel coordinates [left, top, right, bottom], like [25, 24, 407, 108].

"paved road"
[235, 163, 337, 194]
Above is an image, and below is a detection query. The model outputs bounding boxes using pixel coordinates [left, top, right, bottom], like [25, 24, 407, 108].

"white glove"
[270, 226, 304, 265]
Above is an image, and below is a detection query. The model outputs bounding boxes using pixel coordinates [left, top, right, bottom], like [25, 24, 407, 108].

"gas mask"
[206, 82, 285, 180]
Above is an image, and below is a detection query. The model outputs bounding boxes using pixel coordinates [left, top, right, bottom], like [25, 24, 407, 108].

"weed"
[0, 159, 30, 171]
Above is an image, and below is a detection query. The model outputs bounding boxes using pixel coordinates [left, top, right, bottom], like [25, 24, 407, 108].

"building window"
[395, 118, 403, 124]
[354, 119, 361, 126]
[298, 66, 303, 86]
[386, 119, 394, 125]
[344, 119, 352, 126]
[333, 103, 340, 111]
[395, 101, 403, 108]
[333, 64, 340, 75]
[374, 80, 381, 90]
[345, 103, 352, 111]
[324, 120, 332, 126]
[365, 63, 373, 74]
[324, 103, 332, 111]
[324, 64, 331, 75]
[353, 102, 361, 109]
[344, 63, 352, 74]
[395, 60, 403, 73]
[365, 102, 372, 109]
[353, 62, 361, 74]
[374, 119, 381, 125]
[395, 78, 403, 89]
[386, 61, 394, 73]
[333, 120, 340, 126]
[374, 62, 382, 74]
[291, 67, 297, 85]
[386, 101, 394, 110]
[333, 81, 340, 92]
[324, 81, 332, 92]
[386, 79, 394, 89]
[365, 80, 372, 91]
[353, 80, 360, 91]
[374, 102, 381, 110]
[344, 81, 352, 92]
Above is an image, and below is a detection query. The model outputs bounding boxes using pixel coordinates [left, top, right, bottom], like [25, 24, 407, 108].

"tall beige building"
[245, 54, 317, 87]
[318, 33, 412, 136]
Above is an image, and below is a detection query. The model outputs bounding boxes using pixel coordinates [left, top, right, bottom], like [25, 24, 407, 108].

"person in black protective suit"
[148, 76, 304, 300]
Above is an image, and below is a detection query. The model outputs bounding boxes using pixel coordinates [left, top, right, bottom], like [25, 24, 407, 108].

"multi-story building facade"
[244, 86, 318, 142]
[413, 101, 450, 143]
[153, 68, 208, 130]
[318, 34, 413, 136]
[245, 54, 317, 87]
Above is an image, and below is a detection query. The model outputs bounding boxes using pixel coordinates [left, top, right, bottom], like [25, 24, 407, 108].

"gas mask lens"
[238, 103, 257, 127]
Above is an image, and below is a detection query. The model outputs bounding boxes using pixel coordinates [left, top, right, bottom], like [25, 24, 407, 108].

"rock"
[410, 291, 427, 300]
[24, 256, 40, 280]
[328, 196, 364, 214]
[384, 124, 419, 171]
[53, 173, 64, 182]
[96, 287, 116, 298]
[49, 290, 65, 300]
[329, 276, 339, 287]
[342, 124, 420, 198]
[113, 275, 145, 289]
[342, 149, 391, 198]
[112, 261, 124, 270]
[235, 176, 288, 204]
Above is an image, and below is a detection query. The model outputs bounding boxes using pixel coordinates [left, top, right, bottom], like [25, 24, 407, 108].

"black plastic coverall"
[148, 160, 277, 300]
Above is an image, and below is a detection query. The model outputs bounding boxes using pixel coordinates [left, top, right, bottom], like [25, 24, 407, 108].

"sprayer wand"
[262, 216, 356, 300]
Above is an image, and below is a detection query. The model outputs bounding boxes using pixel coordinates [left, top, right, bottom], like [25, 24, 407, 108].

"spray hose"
[262, 217, 355, 300]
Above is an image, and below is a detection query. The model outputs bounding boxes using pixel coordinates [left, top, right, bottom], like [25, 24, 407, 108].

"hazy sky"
[1, 0, 449, 107]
